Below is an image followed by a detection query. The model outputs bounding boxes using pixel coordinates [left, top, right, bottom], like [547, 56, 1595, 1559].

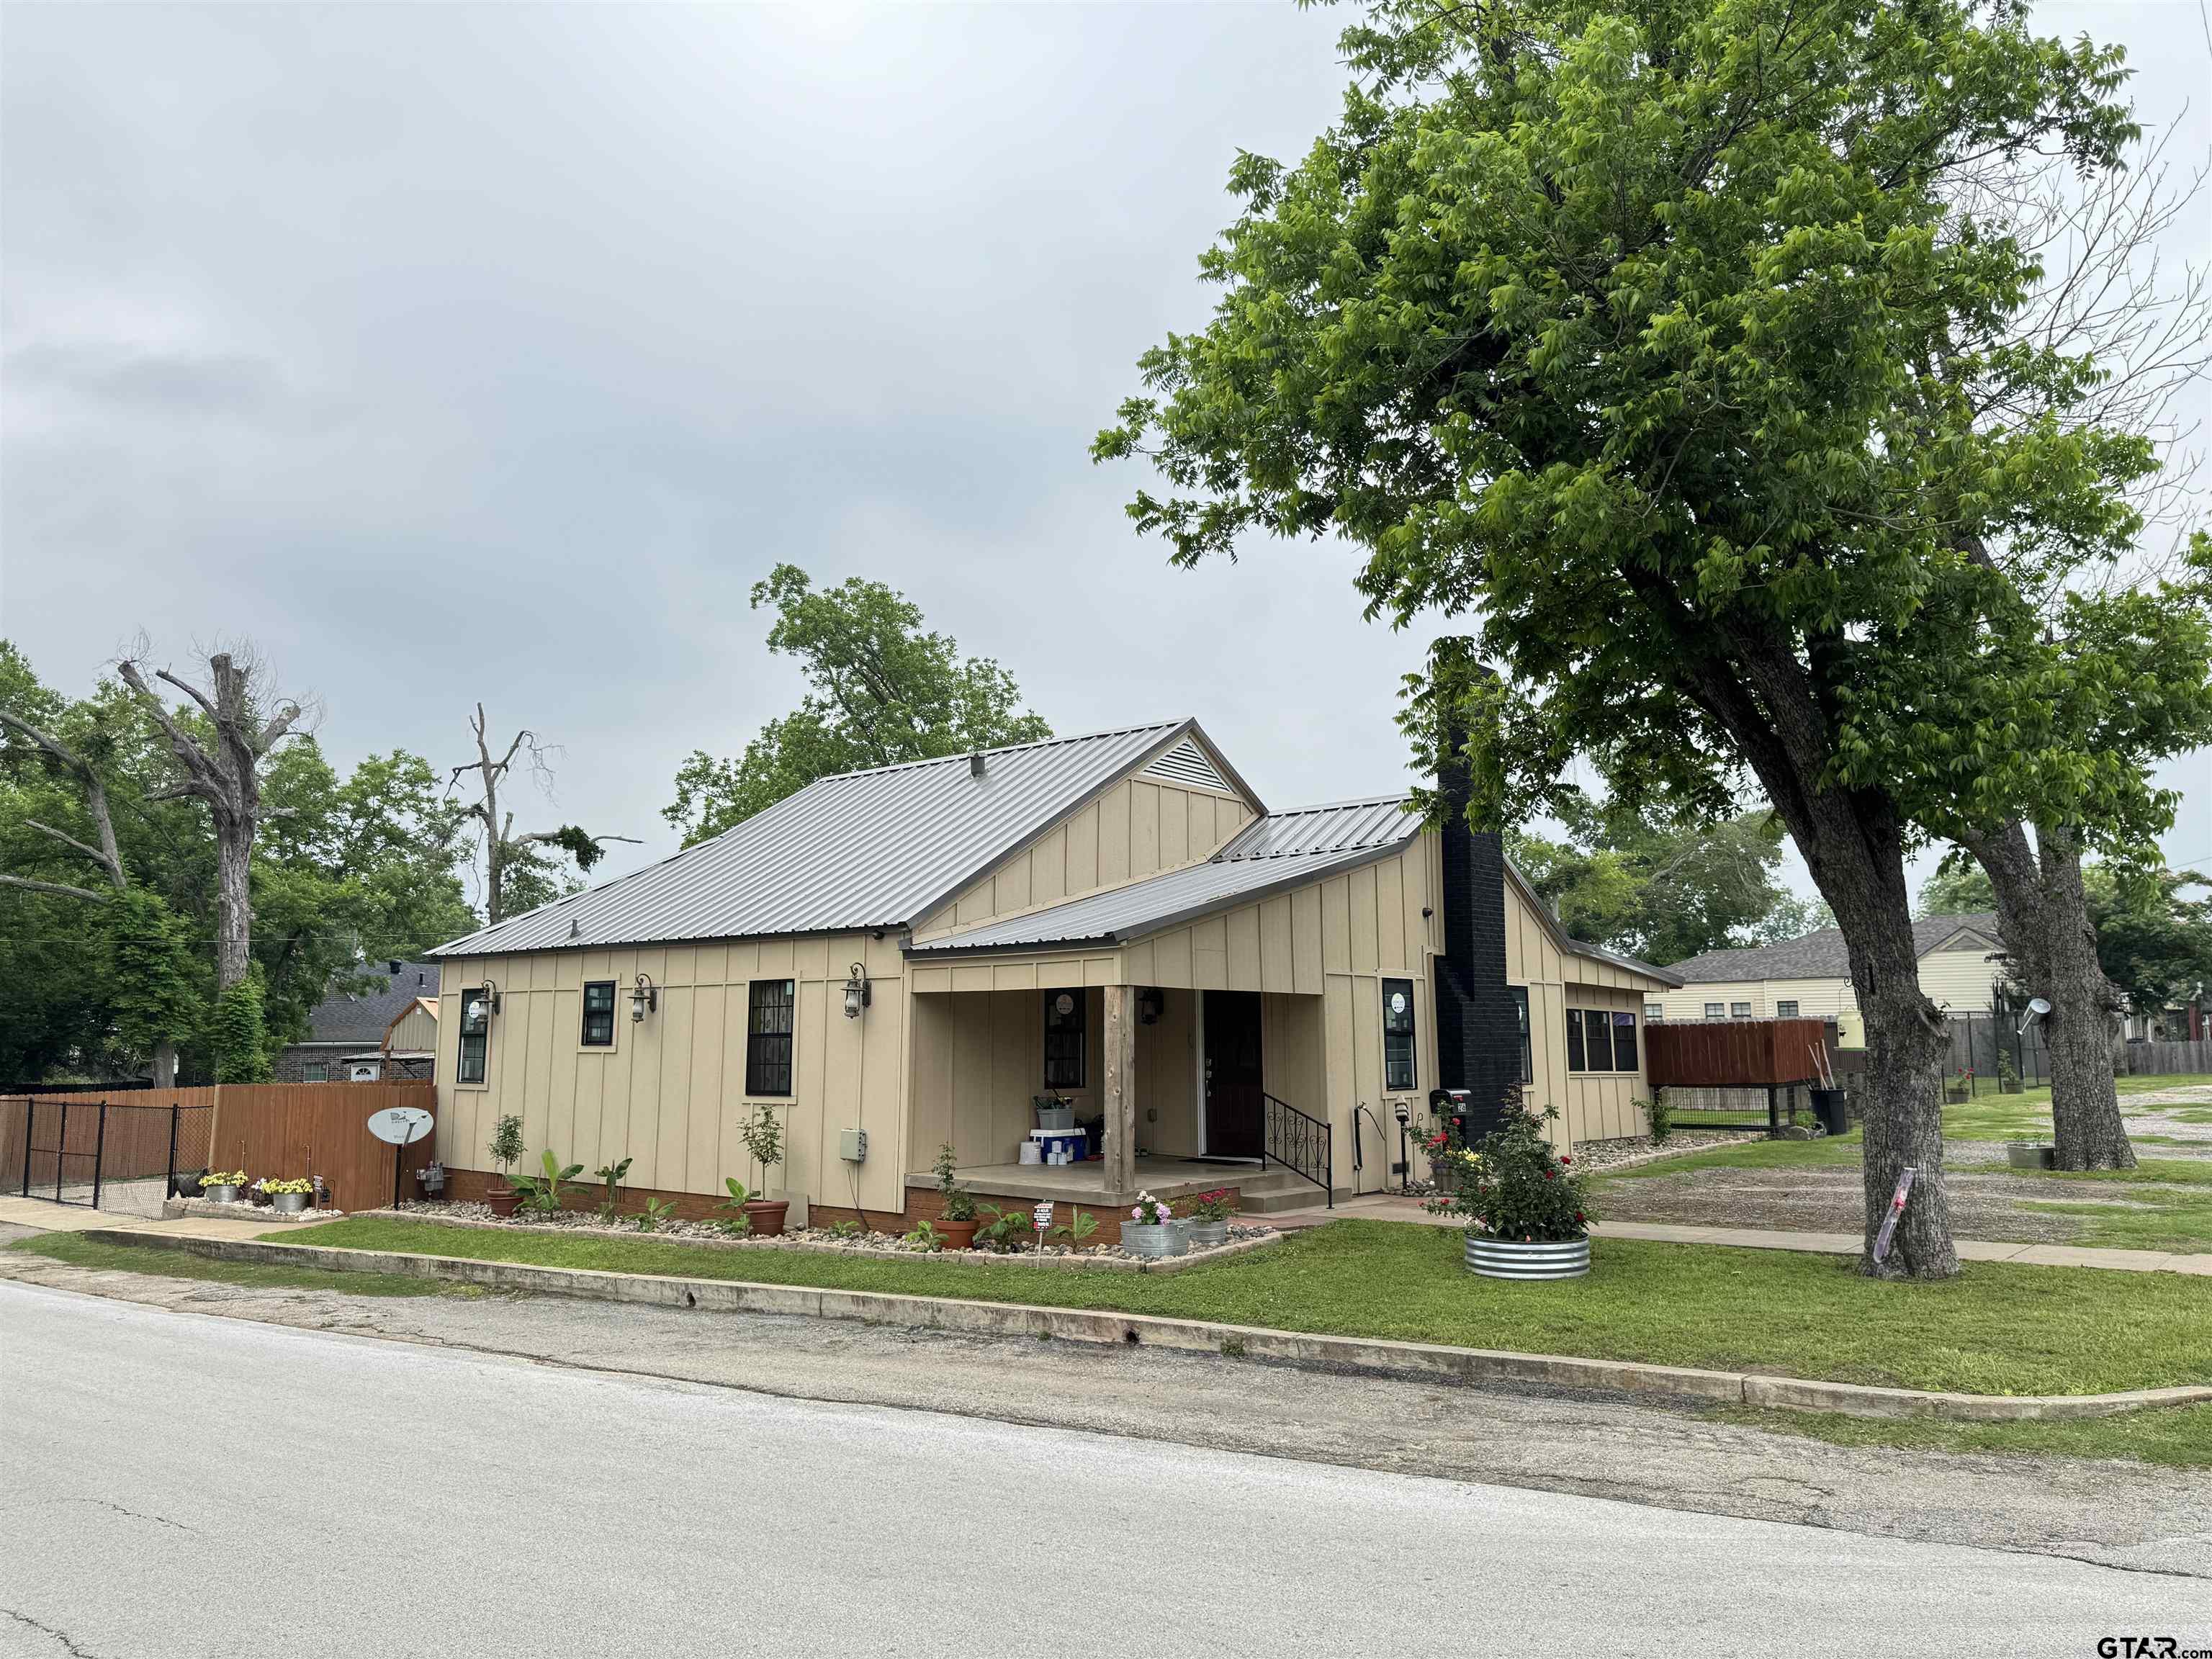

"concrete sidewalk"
[0, 1194, 287, 1242]
[1259, 1192, 2212, 1274]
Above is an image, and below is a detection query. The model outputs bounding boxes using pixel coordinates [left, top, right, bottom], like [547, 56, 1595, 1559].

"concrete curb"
[79, 1228, 2212, 1424]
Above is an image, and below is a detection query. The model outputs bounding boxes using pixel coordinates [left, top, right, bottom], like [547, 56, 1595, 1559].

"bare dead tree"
[117, 645, 307, 993]
[447, 703, 637, 925]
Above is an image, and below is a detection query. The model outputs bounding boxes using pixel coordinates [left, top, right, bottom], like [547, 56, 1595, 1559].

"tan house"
[1650, 913, 2006, 1046]
[427, 721, 1677, 1238]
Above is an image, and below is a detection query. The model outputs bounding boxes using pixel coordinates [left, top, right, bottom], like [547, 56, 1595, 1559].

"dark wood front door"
[1202, 990, 1264, 1160]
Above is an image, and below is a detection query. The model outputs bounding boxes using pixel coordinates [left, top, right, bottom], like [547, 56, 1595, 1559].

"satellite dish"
[367, 1105, 434, 1146]
[2027, 997, 2052, 1015]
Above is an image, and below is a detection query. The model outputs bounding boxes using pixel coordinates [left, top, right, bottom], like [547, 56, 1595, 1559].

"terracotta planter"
[742, 1199, 790, 1238]
[486, 1184, 519, 1218]
[935, 1217, 979, 1251]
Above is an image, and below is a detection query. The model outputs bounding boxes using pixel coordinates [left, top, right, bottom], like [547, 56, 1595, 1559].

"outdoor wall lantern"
[630, 974, 657, 1023]
[1138, 986, 1164, 1025]
[843, 963, 872, 1019]
[479, 980, 503, 1016]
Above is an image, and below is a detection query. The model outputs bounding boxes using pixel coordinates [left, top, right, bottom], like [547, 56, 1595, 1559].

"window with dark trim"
[1565, 1004, 1586, 1073]
[1512, 986, 1533, 1083]
[1043, 989, 1086, 1089]
[302, 1061, 328, 1083]
[457, 987, 490, 1085]
[1730, 1000, 1753, 1019]
[1776, 999, 1800, 1018]
[1381, 979, 1417, 1089]
[745, 980, 795, 1097]
[1611, 1010, 1639, 1074]
[1703, 1002, 1726, 1020]
[581, 980, 616, 1048]
[1582, 1007, 1614, 1073]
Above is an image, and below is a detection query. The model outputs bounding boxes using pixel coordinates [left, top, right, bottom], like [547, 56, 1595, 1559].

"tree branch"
[0, 873, 112, 902]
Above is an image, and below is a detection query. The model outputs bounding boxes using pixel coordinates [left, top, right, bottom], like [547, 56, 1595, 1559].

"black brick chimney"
[1430, 688, 1521, 1138]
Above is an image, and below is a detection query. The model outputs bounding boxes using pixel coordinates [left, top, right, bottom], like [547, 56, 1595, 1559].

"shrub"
[740, 1107, 783, 1178]
[1645, 1089, 1673, 1144]
[933, 1142, 975, 1222]
[511, 1150, 585, 1213]
[1425, 1089, 1591, 1242]
[1189, 1189, 1236, 1223]
[488, 1115, 525, 1179]
[210, 973, 271, 1084]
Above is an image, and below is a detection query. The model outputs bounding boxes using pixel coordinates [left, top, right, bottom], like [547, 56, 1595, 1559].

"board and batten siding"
[1505, 879, 1664, 1148]
[385, 1000, 437, 1054]
[434, 930, 909, 1214]
[910, 774, 1256, 943]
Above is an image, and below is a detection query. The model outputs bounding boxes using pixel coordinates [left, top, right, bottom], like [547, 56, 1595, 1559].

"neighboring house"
[1648, 914, 2007, 1047]
[277, 961, 443, 1082]
[427, 721, 1676, 1236]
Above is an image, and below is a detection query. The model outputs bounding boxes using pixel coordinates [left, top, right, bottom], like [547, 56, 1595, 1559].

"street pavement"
[3, 1280, 2206, 1658]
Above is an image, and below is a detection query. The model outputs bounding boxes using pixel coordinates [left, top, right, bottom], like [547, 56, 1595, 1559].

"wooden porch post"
[1102, 984, 1136, 1196]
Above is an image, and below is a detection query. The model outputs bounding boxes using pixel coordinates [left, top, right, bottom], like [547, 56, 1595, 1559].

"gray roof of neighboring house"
[299, 960, 442, 1045]
[431, 721, 1251, 958]
[910, 795, 1420, 953]
[1663, 912, 2003, 984]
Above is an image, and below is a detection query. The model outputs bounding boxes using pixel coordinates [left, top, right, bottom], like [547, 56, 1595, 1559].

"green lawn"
[1704, 1401, 2212, 1470]
[6, 1233, 487, 1298]
[271, 1215, 2212, 1398]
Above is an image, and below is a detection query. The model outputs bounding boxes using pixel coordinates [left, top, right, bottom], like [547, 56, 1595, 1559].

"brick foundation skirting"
[438, 1167, 1241, 1248]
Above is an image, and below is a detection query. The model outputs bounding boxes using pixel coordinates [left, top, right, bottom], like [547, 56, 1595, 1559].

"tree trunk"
[215, 822, 252, 992]
[152, 1040, 177, 1089]
[1969, 822, 2135, 1172]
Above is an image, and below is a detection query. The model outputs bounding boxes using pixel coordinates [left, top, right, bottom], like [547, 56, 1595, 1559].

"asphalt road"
[3, 1282, 2206, 1658]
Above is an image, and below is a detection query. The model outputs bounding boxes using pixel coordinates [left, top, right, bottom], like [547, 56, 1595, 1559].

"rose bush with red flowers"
[1424, 1087, 1591, 1242]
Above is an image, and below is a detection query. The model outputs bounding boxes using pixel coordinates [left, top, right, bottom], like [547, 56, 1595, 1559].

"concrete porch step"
[1234, 1174, 1344, 1213]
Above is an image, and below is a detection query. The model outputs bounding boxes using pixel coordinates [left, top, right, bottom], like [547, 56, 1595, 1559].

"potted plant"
[202, 1170, 247, 1205]
[1996, 1052, 2023, 1095]
[2005, 1141, 2057, 1171]
[1427, 1089, 1593, 1280]
[1946, 1068, 1973, 1104]
[487, 1115, 525, 1217]
[737, 1107, 789, 1237]
[1185, 1189, 1236, 1249]
[1121, 1191, 1186, 1259]
[932, 1142, 978, 1250]
[258, 1177, 315, 1215]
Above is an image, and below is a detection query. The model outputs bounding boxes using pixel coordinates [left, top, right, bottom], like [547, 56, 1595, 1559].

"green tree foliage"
[2087, 868, 2212, 1025]
[210, 968, 272, 1084]
[1094, 0, 2163, 1277]
[107, 889, 198, 1064]
[1509, 803, 1801, 965]
[1919, 863, 1999, 918]
[664, 565, 1053, 845]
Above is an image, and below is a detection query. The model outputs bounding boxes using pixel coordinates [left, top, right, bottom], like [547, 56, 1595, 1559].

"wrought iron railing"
[1261, 1092, 1333, 1207]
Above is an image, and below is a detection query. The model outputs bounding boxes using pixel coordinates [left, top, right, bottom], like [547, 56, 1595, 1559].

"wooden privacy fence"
[4, 1082, 436, 1214]
[2116, 1038, 2212, 1077]
[1645, 1019, 1833, 1089]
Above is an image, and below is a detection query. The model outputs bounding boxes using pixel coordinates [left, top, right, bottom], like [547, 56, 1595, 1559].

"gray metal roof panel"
[911, 796, 1424, 954]
[430, 721, 1191, 958]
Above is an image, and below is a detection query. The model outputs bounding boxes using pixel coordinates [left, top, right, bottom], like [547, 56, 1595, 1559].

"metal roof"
[911, 796, 1421, 954]
[431, 721, 1210, 958]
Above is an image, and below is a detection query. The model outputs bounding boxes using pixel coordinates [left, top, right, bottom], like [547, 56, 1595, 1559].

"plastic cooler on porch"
[1028, 1128, 1087, 1163]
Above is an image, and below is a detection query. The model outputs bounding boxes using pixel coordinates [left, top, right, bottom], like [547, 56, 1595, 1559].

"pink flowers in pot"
[1130, 1192, 1172, 1226]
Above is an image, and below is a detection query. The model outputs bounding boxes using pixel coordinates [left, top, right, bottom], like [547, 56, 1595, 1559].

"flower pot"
[1186, 1220, 1230, 1250]
[742, 1199, 790, 1238]
[1465, 1232, 1591, 1280]
[1946, 1086, 1970, 1103]
[486, 1184, 519, 1218]
[204, 1184, 239, 1205]
[1998, 1079, 2023, 1094]
[1120, 1221, 1187, 1259]
[271, 1192, 308, 1215]
[2005, 1142, 2056, 1172]
[935, 1217, 979, 1251]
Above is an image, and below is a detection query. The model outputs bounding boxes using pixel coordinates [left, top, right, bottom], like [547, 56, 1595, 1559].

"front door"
[1202, 990, 1264, 1160]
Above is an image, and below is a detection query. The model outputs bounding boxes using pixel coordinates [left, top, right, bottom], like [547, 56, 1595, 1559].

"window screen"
[745, 980, 796, 1097]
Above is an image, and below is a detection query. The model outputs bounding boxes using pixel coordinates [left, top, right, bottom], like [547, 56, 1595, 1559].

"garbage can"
[1809, 1087, 1849, 1136]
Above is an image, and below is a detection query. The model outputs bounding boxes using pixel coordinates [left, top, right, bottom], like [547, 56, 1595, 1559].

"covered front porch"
[904, 971, 1336, 1211]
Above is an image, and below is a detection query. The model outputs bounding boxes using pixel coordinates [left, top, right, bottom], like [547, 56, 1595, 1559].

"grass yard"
[6, 1232, 488, 1298]
[1704, 1401, 2212, 1470]
[272, 1215, 2212, 1400]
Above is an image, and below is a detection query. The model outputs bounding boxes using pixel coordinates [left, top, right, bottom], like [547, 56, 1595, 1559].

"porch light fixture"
[479, 980, 502, 1016]
[1138, 986, 1164, 1025]
[630, 974, 657, 1023]
[843, 963, 871, 1019]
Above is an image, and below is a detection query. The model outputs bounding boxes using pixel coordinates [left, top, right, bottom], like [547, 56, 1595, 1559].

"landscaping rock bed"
[166, 1197, 345, 1223]
[368, 1201, 1280, 1272]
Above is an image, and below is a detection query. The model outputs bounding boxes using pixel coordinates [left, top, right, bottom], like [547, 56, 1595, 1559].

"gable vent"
[1141, 737, 1233, 795]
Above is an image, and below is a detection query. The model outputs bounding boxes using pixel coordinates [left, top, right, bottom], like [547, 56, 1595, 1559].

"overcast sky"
[4, 0, 2206, 917]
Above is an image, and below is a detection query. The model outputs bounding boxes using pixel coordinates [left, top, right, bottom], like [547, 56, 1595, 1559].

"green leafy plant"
[974, 1205, 1036, 1254]
[1645, 1090, 1673, 1145]
[1425, 1089, 1591, 1243]
[488, 1115, 525, 1182]
[1189, 1189, 1236, 1223]
[902, 1219, 945, 1252]
[510, 1149, 585, 1214]
[635, 1197, 677, 1233]
[1050, 1207, 1099, 1246]
[740, 1107, 784, 1181]
[717, 1177, 755, 1235]
[594, 1156, 633, 1220]
[932, 1141, 976, 1223]
[824, 1219, 863, 1240]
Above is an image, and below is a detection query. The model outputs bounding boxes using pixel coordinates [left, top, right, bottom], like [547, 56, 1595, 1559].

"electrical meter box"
[839, 1128, 868, 1164]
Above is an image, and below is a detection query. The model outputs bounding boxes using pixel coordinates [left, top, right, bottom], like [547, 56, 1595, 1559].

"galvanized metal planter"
[2006, 1142, 2057, 1172]
[271, 1192, 309, 1215]
[1465, 1232, 1591, 1280]
[1186, 1220, 1229, 1250]
[205, 1184, 240, 1205]
[1122, 1221, 1189, 1259]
